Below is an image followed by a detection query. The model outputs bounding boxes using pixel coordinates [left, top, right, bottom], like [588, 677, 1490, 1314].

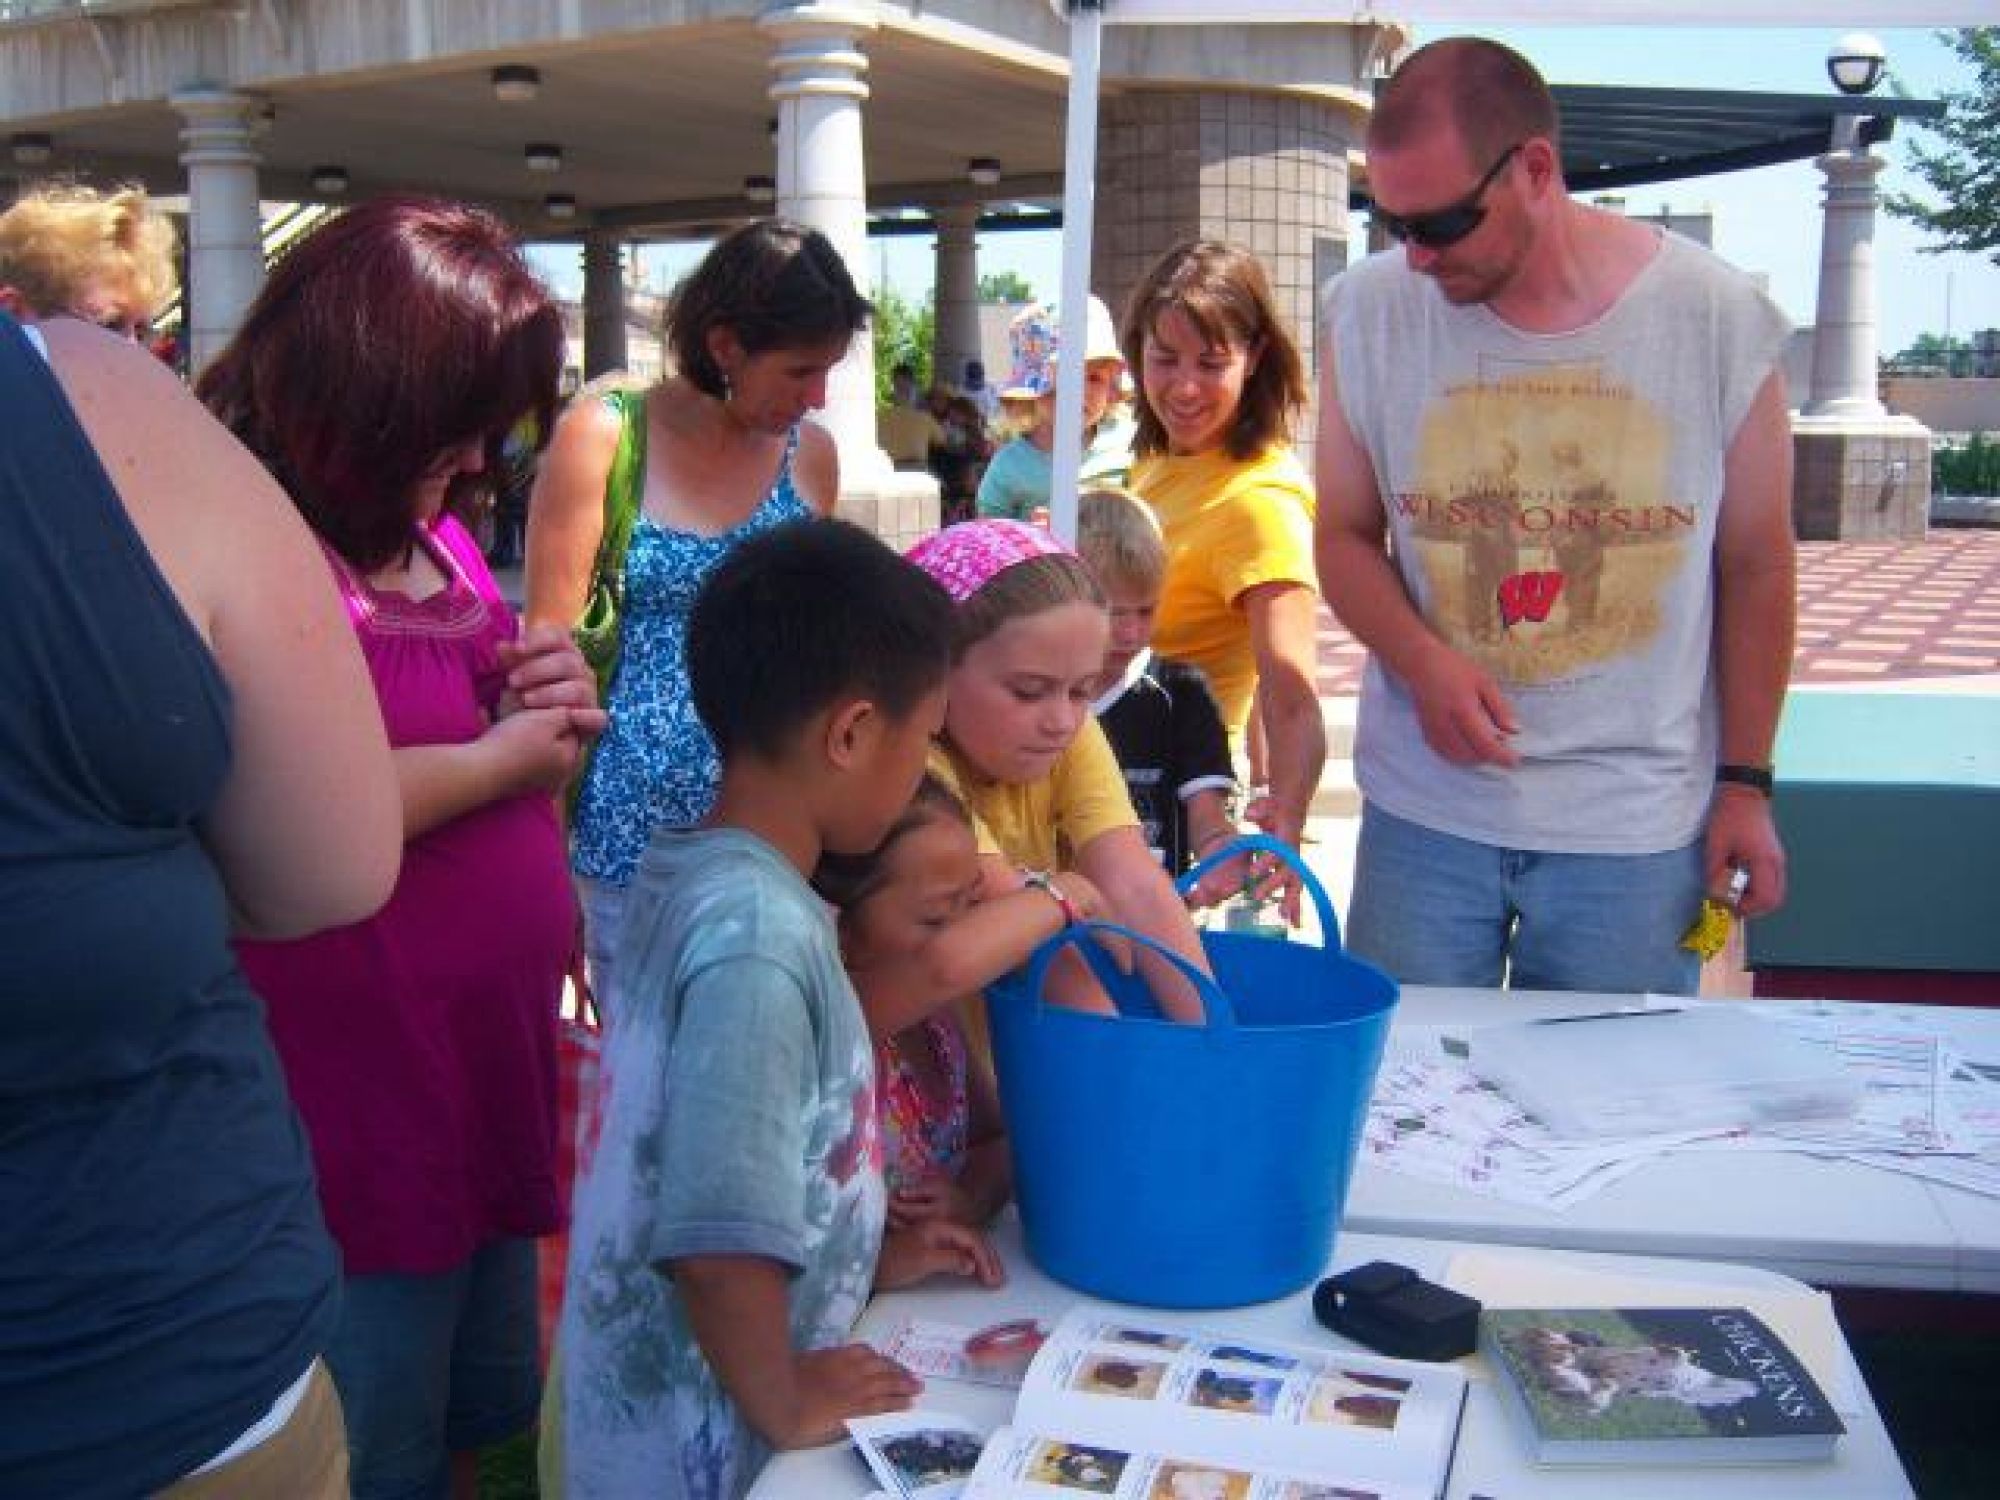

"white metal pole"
[1049, 3, 1104, 547]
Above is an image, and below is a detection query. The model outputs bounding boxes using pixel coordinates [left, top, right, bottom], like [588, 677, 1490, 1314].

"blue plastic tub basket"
[987, 836, 1398, 1308]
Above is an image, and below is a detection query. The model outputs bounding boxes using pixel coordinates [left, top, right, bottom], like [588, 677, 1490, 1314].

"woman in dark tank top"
[0, 315, 400, 1496]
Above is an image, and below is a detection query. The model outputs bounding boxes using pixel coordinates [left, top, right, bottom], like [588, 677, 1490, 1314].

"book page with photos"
[848, 1410, 992, 1499]
[960, 1308, 1467, 1498]
[873, 1316, 1050, 1390]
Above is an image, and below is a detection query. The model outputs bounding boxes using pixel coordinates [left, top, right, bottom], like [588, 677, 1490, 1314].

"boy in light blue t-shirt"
[556, 520, 1001, 1499]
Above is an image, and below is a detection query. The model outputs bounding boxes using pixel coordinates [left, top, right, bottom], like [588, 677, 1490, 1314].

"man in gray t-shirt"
[1315, 38, 1795, 994]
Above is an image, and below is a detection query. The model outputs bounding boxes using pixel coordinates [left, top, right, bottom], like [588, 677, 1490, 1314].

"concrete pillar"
[932, 202, 983, 395]
[1793, 137, 1932, 539]
[1804, 146, 1886, 418]
[760, 1, 881, 480]
[1092, 87, 1360, 428]
[172, 89, 264, 376]
[581, 230, 628, 381]
[760, 0, 937, 546]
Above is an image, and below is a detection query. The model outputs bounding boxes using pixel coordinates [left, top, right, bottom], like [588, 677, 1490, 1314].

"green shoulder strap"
[574, 387, 648, 696]
[598, 387, 646, 587]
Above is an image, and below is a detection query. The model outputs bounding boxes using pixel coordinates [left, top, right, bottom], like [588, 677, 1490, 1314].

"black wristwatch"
[1715, 763, 1774, 797]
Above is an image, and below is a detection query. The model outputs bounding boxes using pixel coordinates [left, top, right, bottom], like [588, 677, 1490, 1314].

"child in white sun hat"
[977, 295, 1135, 524]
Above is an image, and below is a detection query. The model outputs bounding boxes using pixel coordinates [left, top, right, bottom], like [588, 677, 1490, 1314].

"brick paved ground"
[1317, 528, 2000, 696]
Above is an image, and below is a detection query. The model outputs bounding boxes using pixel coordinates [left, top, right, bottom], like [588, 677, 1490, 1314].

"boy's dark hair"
[690, 519, 952, 764]
[812, 772, 967, 911]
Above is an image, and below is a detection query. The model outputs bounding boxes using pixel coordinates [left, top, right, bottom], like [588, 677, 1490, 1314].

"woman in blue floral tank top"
[526, 221, 870, 1008]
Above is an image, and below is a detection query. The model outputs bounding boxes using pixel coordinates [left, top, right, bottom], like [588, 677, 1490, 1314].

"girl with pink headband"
[905, 519, 1212, 1039]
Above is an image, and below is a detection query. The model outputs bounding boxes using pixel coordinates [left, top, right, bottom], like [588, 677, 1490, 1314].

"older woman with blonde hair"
[0, 182, 178, 339]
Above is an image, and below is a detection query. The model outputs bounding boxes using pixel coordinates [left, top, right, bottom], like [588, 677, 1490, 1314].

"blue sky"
[535, 25, 1996, 355]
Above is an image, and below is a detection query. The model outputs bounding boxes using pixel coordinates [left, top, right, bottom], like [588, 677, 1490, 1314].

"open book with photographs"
[848, 1306, 1468, 1500]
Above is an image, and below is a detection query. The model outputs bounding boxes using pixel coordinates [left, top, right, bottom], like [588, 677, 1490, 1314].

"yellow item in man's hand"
[1680, 897, 1735, 961]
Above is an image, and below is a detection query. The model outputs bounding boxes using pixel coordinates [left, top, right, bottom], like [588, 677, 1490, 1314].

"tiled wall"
[1092, 86, 1358, 444]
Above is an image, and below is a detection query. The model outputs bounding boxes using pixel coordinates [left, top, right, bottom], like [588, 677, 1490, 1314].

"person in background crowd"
[525, 218, 866, 1014]
[879, 383, 947, 471]
[0, 181, 177, 340]
[925, 382, 990, 525]
[976, 297, 1135, 523]
[1122, 239, 1325, 922]
[961, 356, 999, 427]
[1317, 38, 1793, 992]
[200, 195, 603, 1500]
[487, 411, 541, 568]
[1, 313, 399, 1496]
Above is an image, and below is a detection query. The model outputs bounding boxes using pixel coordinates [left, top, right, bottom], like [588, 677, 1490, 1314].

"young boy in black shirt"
[1077, 488, 1237, 875]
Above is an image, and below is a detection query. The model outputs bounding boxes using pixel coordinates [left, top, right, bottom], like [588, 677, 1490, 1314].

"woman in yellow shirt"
[1123, 240, 1326, 917]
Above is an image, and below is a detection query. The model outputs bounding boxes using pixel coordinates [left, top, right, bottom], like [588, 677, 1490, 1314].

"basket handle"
[1019, 918, 1237, 1029]
[1176, 833, 1340, 948]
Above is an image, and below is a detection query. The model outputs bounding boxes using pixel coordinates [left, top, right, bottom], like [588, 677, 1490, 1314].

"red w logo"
[1498, 570, 1564, 627]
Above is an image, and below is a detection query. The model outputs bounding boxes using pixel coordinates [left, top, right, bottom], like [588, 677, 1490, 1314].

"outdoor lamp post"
[1826, 33, 1887, 150]
[1804, 32, 1888, 418]
[1795, 29, 1929, 539]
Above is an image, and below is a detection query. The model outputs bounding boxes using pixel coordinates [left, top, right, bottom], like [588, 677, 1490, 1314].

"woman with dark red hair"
[199, 195, 604, 1500]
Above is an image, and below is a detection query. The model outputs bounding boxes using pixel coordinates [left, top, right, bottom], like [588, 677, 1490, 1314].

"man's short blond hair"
[0, 182, 179, 320]
[1076, 486, 1166, 596]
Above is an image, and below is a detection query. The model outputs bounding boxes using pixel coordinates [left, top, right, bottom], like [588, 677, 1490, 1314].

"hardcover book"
[1482, 1307, 1846, 1466]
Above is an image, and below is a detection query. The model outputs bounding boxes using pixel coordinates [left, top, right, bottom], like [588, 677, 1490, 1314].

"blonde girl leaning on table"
[814, 773, 1118, 1233]
[904, 519, 1214, 1039]
[1123, 239, 1326, 922]
[523, 219, 865, 1012]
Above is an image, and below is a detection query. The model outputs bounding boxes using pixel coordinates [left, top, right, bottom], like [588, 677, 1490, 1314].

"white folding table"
[748, 1213, 1913, 1499]
[1344, 988, 2000, 1293]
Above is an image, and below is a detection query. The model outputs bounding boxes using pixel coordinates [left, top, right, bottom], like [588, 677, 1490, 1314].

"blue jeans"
[324, 1238, 541, 1500]
[1345, 802, 1705, 995]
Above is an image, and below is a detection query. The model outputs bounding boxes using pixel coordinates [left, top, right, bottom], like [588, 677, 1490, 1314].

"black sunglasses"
[1373, 143, 1523, 250]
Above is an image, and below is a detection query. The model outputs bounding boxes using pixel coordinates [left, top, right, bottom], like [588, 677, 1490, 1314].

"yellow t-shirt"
[928, 718, 1137, 872]
[1130, 445, 1317, 736]
[930, 721, 1137, 1079]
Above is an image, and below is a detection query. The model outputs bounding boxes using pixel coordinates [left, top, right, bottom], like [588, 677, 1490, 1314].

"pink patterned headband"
[905, 519, 1075, 605]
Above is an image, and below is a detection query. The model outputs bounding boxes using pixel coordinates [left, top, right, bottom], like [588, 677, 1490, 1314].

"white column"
[581, 230, 628, 381]
[172, 89, 264, 376]
[760, 1, 885, 480]
[1804, 145, 1887, 418]
[932, 202, 983, 395]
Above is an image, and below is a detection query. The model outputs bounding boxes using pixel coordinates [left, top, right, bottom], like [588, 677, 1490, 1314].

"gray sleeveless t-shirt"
[1323, 232, 1789, 855]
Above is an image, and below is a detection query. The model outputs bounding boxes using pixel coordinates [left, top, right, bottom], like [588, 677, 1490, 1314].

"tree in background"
[1886, 28, 2000, 262]
[871, 284, 934, 406]
[977, 270, 1037, 304]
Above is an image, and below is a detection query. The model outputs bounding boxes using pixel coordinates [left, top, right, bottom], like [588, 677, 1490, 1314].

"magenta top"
[238, 516, 573, 1275]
